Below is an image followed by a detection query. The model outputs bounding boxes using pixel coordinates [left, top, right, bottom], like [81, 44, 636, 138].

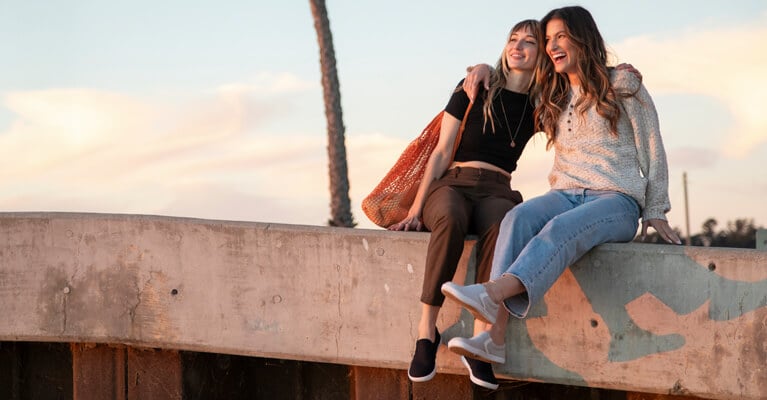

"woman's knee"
[501, 204, 541, 233]
[427, 212, 469, 237]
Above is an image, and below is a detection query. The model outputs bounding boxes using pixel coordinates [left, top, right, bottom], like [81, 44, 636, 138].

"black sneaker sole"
[461, 356, 499, 390]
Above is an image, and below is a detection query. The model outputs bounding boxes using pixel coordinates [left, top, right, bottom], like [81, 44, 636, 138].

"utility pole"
[683, 172, 691, 245]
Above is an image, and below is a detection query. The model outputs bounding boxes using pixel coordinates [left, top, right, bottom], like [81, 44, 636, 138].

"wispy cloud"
[613, 15, 767, 158]
[666, 147, 720, 169]
[1, 89, 154, 172]
[216, 71, 317, 96]
[0, 73, 329, 222]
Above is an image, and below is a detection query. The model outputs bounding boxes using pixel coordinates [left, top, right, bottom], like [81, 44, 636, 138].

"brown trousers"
[420, 167, 523, 306]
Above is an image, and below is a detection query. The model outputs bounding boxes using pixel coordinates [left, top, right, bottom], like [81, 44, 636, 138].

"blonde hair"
[481, 19, 542, 133]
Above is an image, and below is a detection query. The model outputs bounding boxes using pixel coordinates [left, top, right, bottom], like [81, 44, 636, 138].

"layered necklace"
[499, 91, 528, 148]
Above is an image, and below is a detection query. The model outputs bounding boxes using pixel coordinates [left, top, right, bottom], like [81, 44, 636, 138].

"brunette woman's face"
[505, 27, 539, 72]
[545, 18, 580, 83]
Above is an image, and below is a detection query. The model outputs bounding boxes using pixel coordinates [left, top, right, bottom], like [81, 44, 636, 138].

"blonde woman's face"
[505, 27, 539, 72]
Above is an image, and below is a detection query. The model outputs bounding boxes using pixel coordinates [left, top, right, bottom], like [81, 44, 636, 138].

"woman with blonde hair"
[394, 19, 542, 390]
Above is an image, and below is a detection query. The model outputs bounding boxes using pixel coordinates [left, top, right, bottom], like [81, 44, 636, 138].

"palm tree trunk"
[309, 0, 355, 227]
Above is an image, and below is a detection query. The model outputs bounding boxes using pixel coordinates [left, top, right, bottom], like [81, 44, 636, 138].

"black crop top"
[444, 80, 535, 173]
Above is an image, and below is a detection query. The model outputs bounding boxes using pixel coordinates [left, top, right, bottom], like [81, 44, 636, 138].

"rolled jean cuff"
[501, 272, 533, 319]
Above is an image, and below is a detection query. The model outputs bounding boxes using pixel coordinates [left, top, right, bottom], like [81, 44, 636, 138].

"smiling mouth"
[551, 52, 566, 62]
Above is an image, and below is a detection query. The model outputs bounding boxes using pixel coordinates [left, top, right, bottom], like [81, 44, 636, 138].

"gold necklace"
[499, 92, 528, 148]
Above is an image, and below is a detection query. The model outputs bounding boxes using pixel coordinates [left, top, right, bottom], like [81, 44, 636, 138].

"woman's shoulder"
[609, 67, 641, 95]
[450, 78, 488, 96]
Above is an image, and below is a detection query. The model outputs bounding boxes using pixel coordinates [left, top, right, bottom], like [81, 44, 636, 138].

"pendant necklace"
[499, 92, 528, 148]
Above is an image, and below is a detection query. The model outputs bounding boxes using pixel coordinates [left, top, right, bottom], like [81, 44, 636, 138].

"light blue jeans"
[490, 189, 640, 318]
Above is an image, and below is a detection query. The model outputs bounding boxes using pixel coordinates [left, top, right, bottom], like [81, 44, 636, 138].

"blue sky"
[1, 1, 766, 236]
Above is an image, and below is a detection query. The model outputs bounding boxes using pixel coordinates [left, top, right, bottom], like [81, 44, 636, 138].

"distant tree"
[699, 218, 718, 247]
[720, 218, 758, 248]
[309, 0, 356, 227]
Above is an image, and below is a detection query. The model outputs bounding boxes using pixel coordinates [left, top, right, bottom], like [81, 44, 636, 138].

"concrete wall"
[1, 212, 766, 399]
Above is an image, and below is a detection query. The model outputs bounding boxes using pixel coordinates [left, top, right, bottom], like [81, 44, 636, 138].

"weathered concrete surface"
[1, 212, 766, 399]
[0, 212, 469, 371]
[500, 245, 767, 399]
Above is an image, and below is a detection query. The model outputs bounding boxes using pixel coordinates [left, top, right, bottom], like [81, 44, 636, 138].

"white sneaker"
[448, 331, 505, 364]
[441, 282, 499, 324]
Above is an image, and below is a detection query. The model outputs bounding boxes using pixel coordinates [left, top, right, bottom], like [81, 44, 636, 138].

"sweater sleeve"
[615, 70, 671, 221]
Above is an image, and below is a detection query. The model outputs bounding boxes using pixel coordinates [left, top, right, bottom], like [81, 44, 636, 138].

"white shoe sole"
[408, 367, 436, 383]
[461, 356, 499, 390]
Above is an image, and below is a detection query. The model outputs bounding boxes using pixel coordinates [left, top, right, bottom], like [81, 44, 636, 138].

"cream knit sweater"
[548, 69, 671, 221]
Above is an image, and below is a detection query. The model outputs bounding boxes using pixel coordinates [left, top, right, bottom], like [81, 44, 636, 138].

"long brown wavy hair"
[481, 19, 542, 133]
[535, 6, 624, 149]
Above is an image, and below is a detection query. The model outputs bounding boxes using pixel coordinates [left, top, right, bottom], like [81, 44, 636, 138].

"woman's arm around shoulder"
[462, 64, 493, 101]
[611, 67, 642, 96]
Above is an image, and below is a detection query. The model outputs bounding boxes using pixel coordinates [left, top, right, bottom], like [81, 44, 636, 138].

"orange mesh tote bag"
[362, 103, 473, 228]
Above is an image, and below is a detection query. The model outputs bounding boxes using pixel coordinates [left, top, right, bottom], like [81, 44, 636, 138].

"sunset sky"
[1, 1, 765, 235]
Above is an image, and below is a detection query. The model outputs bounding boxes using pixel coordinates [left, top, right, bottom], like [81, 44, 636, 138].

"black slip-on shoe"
[461, 355, 499, 390]
[408, 329, 441, 382]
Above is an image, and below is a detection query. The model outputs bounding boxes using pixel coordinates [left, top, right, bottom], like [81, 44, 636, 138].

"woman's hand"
[462, 64, 492, 102]
[642, 219, 682, 244]
[616, 63, 642, 81]
[388, 214, 425, 231]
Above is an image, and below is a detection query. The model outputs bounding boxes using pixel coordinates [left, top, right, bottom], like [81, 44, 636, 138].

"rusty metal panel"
[410, 371, 473, 400]
[72, 344, 181, 400]
[351, 366, 409, 400]
[72, 343, 126, 399]
[127, 347, 181, 400]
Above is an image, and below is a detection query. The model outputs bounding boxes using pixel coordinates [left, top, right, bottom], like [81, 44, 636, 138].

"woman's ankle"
[490, 331, 505, 346]
[483, 280, 505, 304]
[485, 274, 521, 303]
[417, 325, 436, 341]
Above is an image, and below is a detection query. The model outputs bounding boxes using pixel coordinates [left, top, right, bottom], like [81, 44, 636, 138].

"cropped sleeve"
[444, 79, 474, 120]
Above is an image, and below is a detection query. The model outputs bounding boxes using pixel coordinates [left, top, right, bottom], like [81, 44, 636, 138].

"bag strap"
[450, 100, 474, 160]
